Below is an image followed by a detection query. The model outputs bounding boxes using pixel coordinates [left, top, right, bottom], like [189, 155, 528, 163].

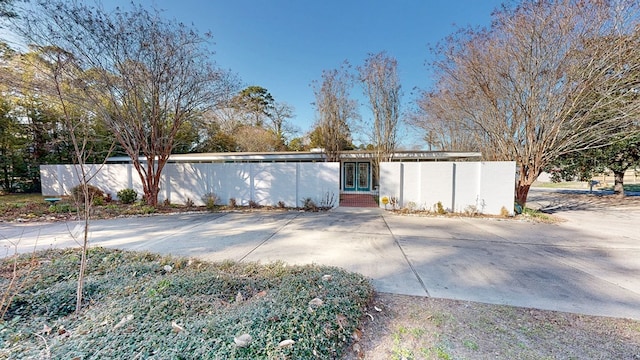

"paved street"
[2, 190, 640, 320]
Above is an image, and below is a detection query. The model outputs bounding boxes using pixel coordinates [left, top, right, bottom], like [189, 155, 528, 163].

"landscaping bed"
[0, 248, 373, 359]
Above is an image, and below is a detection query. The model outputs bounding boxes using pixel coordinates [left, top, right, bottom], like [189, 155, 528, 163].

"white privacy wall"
[379, 162, 515, 215]
[40, 162, 340, 208]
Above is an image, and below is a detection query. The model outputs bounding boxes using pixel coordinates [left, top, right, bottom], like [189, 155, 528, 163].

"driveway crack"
[381, 215, 431, 297]
[238, 213, 300, 262]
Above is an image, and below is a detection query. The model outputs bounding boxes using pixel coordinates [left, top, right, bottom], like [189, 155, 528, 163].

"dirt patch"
[343, 292, 640, 360]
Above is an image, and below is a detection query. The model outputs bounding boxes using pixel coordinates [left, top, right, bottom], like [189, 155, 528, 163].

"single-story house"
[41, 150, 515, 214]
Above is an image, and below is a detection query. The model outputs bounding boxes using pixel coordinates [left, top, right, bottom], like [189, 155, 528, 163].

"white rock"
[278, 339, 295, 348]
[234, 333, 252, 347]
[308, 297, 323, 306]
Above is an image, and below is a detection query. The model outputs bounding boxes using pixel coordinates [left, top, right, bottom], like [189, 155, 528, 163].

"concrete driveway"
[2, 193, 640, 320]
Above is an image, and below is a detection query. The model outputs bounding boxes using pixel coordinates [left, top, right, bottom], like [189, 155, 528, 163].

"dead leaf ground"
[343, 293, 640, 360]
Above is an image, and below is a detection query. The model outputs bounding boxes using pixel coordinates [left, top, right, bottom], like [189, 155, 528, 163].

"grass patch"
[532, 181, 588, 189]
[600, 183, 640, 192]
[349, 294, 640, 359]
[0, 248, 373, 359]
[0, 193, 45, 205]
[520, 207, 558, 223]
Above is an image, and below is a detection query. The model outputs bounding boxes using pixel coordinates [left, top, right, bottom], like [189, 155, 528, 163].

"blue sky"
[105, 1, 505, 146]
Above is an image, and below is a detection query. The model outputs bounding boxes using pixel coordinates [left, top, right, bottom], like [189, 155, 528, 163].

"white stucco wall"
[379, 161, 515, 215]
[40, 162, 340, 208]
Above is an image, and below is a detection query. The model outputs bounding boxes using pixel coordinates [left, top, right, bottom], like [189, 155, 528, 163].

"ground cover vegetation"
[0, 248, 373, 359]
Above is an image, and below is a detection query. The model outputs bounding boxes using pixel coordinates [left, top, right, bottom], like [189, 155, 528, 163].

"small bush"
[435, 201, 446, 214]
[389, 196, 398, 210]
[463, 205, 479, 216]
[201, 192, 218, 210]
[140, 205, 156, 214]
[104, 204, 119, 214]
[117, 189, 137, 204]
[92, 196, 105, 206]
[48, 203, 74, 214]
[185, 198, 194, 208]
[124, 205, 156, 215]
[229, 198, 237, 208]
[319, 191, 336, 210]
[71, 184, 105, 205]
[500, 206, 510, 217]
[277, 200, 286, 209]
[248, 199, 259, 208]
[301, 197, 318, 212]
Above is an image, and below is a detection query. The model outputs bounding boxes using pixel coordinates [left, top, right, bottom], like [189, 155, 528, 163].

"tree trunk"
[613, 170, 625, 197]
[515, 162, 541, 211]
[515, 183, 531, 209]
[147, 182, 159, 206]
[2, 161, 9, 191]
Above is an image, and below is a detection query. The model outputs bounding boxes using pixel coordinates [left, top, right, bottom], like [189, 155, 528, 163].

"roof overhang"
[106, 150, 482, 163]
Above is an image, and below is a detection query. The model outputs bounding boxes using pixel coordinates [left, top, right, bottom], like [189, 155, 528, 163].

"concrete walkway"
[2, 199, 640, 320]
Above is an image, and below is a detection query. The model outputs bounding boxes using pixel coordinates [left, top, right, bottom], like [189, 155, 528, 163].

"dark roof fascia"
[106, 150, 482, 163]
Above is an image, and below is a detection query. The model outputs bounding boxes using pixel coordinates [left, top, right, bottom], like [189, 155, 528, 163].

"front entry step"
[339, 194, 378, 208]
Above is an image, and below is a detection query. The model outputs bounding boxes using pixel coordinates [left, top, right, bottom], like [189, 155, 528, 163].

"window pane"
[345, 163, 355, 188]
[358, 163, 368, 188]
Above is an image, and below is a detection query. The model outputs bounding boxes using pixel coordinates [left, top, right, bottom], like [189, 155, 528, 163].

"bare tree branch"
[13, 1, 237, 205]
[413, 0, 640, 206]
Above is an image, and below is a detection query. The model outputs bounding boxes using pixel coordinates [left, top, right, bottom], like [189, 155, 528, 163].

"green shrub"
[117, 188, 137, 204]
[71, 184, 105, 205]
[104, 204, 119, 214]
[92, 196, 105, 206]
[435, 201, 446, 214]
[48, 203, 74, 213]
[140, 205, 156, 214]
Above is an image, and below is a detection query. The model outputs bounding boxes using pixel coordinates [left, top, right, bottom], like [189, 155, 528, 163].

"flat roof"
[106, 150, 482, 163]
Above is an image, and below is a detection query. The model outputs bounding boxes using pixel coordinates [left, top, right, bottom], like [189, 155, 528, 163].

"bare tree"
[0, 0, 16, 19]
[410, 94, 489, 153]
[359, 51, 402, 161]
[14, 1, 235, 206]
[312, 63, 358, 161]
[414, 0, 640, 207]
[234, 125, 280, 152]
[269, 101, 296, 150]
[19, 45, 115, 314]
